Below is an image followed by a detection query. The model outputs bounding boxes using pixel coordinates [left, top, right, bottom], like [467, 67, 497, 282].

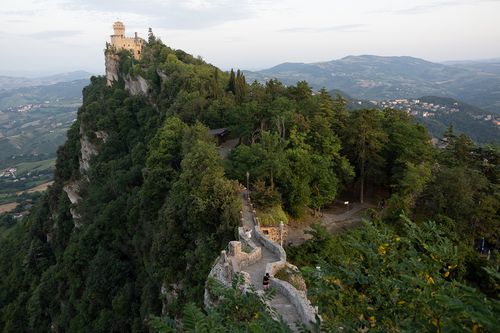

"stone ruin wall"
[259, 225, 289, 245]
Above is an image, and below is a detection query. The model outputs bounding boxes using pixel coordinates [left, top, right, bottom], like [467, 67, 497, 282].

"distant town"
[371, 98, 500, 127]
[4, 97, 82, 113]
[0, 168, 17, 179]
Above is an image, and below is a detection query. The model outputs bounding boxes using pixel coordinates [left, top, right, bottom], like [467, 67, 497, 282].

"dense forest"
[0, 33, 498, 332]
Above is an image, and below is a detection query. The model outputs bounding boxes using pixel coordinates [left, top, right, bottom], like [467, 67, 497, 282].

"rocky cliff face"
[124, 74, 149, 96]
[63, 181, 81, 205]
[105, 52, 120, 86]
[63, 181, 83, 225]
[105, 50, 150, 96]
[79, 128, 99, 175]
[79, 128, 109, 173]
[62, 124, 108, 223]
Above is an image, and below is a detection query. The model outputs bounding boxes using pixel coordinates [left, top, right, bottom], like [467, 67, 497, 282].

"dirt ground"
[0, 181, 54, 214]
[17, 181, 54, 195]
[0, 202, 18, 214]
[286, 201, 376, 246]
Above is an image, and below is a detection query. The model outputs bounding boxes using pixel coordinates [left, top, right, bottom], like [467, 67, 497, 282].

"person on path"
[263, 273, 270, 291]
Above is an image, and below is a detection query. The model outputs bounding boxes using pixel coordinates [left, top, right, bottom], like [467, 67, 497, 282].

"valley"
[0, 76, 89, 214]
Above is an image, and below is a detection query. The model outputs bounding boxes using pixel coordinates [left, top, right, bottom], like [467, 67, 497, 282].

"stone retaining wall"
[204, 227, 262, 307]
[228, 239, 262, 270]
[204, 253, 231, 308]
[250, 197, 320, 329]
[206, 192, 320, 329]
[206, 250, 234, 287]
[254, 224, 287, 262]
[260, 225, 289, 244]
[270, 278, 318, 329]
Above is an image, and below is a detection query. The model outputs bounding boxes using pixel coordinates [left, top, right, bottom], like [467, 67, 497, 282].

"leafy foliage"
[289, 219, 500, 332]
[150, 277, 291, 333]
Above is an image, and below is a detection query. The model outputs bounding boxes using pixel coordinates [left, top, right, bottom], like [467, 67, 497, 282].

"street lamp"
[246, 171, 250, 198]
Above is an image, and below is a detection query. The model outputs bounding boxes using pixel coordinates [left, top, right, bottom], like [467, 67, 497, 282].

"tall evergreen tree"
[235, 70, 246, 104]
[346, 109, 388, 203]
[227, 69, 236, 94]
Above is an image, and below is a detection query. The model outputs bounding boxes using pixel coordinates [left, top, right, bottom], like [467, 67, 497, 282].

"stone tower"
[113, 21, 125, 37]
[106, 21, 146, 86]
[108, 21, 144, 60]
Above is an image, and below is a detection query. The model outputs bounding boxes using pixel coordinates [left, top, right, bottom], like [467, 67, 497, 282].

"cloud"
[0, 9, 39, 16]
[371, 0, 499, 15]
[279, 24, 368, 33]
[61, 0, 256, 29]
[25, 30, 82, 39]
[395, 1, 463, 14]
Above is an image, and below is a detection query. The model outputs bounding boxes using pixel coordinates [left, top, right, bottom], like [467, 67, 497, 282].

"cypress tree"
[235, 70, 246, 103]
[227, 69, 236, 94]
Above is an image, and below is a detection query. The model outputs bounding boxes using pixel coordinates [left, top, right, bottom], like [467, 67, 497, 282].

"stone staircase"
[240, 233, 301, 330]
[205, 188, 320, 332]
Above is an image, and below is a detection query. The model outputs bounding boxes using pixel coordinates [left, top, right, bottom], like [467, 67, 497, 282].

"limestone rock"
[63, 181, 82, 205]
[124, 74, 149, 96]
[79, 132, 98, 174]
[105, 52, 120, 87]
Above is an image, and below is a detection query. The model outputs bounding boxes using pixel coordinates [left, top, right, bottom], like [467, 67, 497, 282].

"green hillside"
[14, 158, 55, 174]
[417, 96, 499, 143]
[0, 36, 498, 332]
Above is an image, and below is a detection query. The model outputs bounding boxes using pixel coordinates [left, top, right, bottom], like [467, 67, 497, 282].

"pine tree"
[147, 27, 156, 44]
[346, 109, 388, 203]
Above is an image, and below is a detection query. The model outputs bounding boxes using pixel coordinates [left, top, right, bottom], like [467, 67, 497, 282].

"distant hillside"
[327, 89, 377, 110]
[0, 80, 87, 166]
[446, 60, 500, 76]
[417, 96, 499, 143]
[392, 96, 497, 144]
[0, 71, 92, 91]
[0, 79, 88, 109]
[329, 90, 499, 144]
[245, 55, 500, 114]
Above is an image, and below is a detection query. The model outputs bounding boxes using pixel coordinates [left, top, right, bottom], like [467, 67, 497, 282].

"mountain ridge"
[0, 71, 94, 91]
[245, 55, 500, 114]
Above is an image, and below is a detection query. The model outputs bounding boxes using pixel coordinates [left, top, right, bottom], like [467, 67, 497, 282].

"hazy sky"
[1, 0, 500, 76]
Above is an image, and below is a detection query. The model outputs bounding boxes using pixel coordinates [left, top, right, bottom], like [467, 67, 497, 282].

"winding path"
[240, 191, 301, 331]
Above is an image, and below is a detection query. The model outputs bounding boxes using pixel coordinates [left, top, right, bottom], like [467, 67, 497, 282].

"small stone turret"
[113, 21, 125, 37]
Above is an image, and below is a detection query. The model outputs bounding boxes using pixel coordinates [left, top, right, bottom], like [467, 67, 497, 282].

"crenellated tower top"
[112, 21, 125, 37]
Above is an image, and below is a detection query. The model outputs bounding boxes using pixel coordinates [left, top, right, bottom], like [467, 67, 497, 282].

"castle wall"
[259, 225, 288, 244]
[111, 36, 144, 60]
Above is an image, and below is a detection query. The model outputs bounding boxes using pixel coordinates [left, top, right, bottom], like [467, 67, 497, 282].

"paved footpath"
[240, 191, 300, 331]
